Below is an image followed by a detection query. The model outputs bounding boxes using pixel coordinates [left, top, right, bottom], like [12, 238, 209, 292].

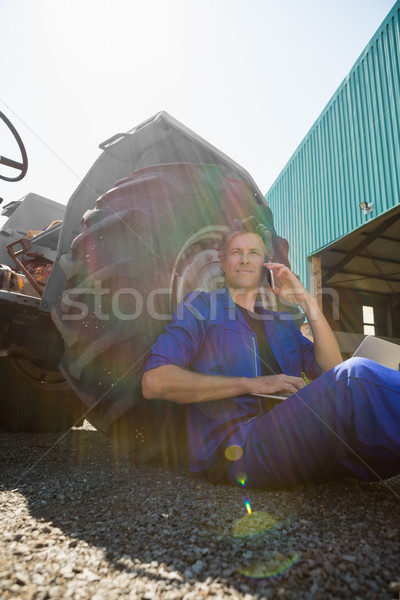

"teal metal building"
[266, 1, 400, 353]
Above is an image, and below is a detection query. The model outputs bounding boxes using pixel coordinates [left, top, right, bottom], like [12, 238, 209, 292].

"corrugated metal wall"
[266, 1, 400, 289]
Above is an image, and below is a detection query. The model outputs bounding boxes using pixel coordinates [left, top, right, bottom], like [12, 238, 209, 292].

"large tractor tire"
[52, 163, 289, 461]
[0, 357, 84, 432]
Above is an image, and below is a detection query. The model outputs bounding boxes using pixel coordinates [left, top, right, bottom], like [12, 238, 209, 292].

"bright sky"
[0, 0, 397, 216]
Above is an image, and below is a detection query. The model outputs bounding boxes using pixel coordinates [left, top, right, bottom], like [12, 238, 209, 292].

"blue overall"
[143, 288, 400, 489]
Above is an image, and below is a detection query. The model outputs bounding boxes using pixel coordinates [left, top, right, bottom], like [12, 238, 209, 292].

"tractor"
[0, 110, 290, 460]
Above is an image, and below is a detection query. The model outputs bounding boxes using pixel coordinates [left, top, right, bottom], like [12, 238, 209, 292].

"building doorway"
[313, 206, 400, 357]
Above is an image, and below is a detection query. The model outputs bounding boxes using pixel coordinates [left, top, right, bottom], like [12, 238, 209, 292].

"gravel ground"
[1, 423, 399, 600]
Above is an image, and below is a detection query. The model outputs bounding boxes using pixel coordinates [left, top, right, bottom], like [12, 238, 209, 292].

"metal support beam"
[360, 232, 399, 244]
[328, 248, 400, 267]
[323, 212, 400, 282]
[328, 269, 400, 284]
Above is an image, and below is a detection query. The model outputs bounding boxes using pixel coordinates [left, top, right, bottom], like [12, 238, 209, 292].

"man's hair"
[219, 216, 274, 260]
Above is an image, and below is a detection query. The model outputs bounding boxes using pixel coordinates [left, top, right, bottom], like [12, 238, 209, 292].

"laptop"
[352, 335, 400, 371]
[252, 335, 400, 401]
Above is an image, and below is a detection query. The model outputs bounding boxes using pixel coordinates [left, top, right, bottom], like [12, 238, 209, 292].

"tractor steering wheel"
[0, 111, 28, 182]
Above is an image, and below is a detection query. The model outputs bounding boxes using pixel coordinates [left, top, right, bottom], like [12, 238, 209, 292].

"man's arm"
[142, 364, 306, 404]
[298, 295, 343, 372]
[267, 262, 343, 372]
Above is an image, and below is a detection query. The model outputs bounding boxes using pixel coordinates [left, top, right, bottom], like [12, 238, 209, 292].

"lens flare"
[243, 497, 252, 514]
[238, 553, 300, 579]
[235, 472, 247, 486]
[224, 445, 243, 461]
[233, 512, 277, 538]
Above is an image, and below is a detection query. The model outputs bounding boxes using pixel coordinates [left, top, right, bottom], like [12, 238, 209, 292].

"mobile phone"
[265, 267, 275, 289]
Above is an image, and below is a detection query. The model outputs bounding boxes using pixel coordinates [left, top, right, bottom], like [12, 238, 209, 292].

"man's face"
[220, 232, 265, 291]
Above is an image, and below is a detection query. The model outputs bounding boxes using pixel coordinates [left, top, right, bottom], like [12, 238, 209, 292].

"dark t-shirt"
[236, 304, 282, 376]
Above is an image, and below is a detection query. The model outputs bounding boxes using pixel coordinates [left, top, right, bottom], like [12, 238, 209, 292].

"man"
[142, 217, 400, 489]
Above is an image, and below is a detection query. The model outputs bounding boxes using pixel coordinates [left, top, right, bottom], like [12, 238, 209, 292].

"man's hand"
[265, 262, 343, 372]
[265, 262, 311, 308]
[248, 373, 307, 397]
